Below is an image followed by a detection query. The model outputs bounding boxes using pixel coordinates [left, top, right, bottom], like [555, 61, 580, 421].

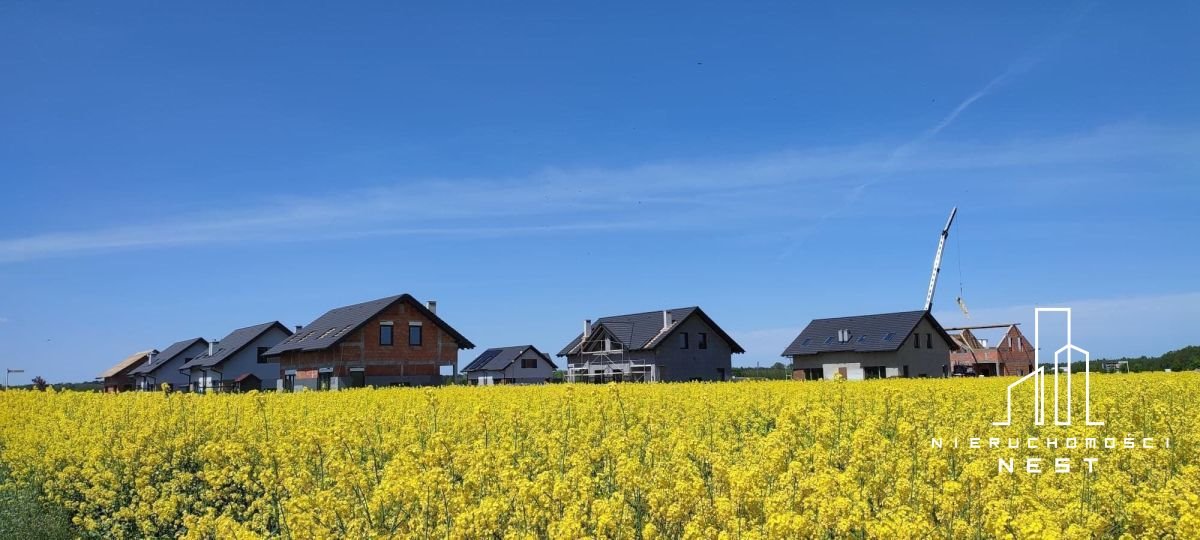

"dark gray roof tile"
[780, 310, 958, 356]
[130, 337, 207, 375]
[264, 294, 473, 356]
[557, 306, 744, 357]
[463, 345, 556, 372]
[181, 322, 290, 369]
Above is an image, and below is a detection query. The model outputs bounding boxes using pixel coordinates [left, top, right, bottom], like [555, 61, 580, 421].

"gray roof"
[130, 337, 207, 375]
[557, 306, 745, 357]
[264, 294, 473, 356]
[780, 310, 959, 357]
[181, 321, 291, 369]
[463, 345, 556, 372]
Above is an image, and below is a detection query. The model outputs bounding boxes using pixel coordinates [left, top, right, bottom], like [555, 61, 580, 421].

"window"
[679, 332, 689, 349]
[801, 338, 811, 346]
[698, 332, 708, 350]
[521, 356, 538, 369]
[1017, 338, 1024, 351]
[284, 374, 295, 392]
[256, 347, 270, 364]
[857, 335, 868, 343]
[825, 336, 835, 345]
[926, 333, 933, 349]
[318, 371, 331, 391]
[883, 332, 895, 342]
[379, 323, 394, 346]
[802, 367, 823, 381]
[864, 366, 886, 379]
[914, 334, 920, 349]
[903, 365, 910, 377]
[408, 324, 423, 346]
[349, 370, 365, 388]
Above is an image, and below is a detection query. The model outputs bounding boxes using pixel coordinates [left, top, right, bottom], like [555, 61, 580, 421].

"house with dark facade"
[947, 324, 1034, 376]
[462, 345, 557, 385]
[180, 321, 292, 393]
[130, 337, 208, 391]
[557, 307, 744, 382]
[783, 310, 958, 380]
[98, 349, 155, 392]
[262, 294, 474, 390]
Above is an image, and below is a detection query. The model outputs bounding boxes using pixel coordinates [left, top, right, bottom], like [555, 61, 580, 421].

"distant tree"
[31, 377, 47, 391]
[771, 362, 786, 371]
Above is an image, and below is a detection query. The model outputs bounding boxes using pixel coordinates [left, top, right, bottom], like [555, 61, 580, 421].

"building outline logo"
[993, 307, 1103, 426]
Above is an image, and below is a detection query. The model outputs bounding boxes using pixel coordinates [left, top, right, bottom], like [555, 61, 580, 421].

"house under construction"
[557, 307, 744, 383]
[947, 324, 1034, 376]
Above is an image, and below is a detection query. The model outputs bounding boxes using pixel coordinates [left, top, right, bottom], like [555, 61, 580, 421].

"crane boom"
[923, 207, 957, 312]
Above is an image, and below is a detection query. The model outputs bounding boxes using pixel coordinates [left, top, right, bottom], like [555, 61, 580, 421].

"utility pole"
[5, 369, 25, 390]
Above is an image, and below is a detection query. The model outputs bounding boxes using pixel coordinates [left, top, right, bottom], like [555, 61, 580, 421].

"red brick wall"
[995, 326, 1034, 376]
[276, 298, 462, 380]
[949, 326, 1035, 376]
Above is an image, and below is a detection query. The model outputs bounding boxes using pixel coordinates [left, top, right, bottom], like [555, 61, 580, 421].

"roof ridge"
[597, 306, 697, 320]
[811, 309, 926, 322]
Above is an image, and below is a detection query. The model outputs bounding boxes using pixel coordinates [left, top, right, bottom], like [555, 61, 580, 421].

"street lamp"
[5, 369, 24, 390]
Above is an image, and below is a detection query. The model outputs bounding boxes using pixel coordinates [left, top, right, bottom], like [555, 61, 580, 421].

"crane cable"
[955, 212, 970, 318]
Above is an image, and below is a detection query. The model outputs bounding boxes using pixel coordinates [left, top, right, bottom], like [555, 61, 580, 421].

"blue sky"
[1, 1, 1197, 383]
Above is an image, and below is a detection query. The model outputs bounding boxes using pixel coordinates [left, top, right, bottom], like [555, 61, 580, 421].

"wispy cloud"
[793, 3, 1099, 250]
[0, 123, 1195, 263]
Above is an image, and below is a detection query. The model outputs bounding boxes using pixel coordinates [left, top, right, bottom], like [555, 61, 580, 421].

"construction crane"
[923, 207, 957, 312]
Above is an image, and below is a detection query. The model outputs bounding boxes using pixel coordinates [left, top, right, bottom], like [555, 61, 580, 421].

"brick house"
[98, 349, 155, 392]
[947, 324, 1034, 376]
[783, 310, 959, 380]
[262, 294, 474, 390]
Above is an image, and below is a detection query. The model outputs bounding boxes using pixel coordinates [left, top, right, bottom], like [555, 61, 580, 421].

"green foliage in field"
[1097, 345, 1200, 372]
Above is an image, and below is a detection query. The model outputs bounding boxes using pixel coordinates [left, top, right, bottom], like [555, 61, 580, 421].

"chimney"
[147, 350, 157, 366]
[426, 300, 437, 314]
[583, 319, 592, 340]
[295, 325, 303, 333]
[662, 310, 672, 330]
[208, 340, 219, 356]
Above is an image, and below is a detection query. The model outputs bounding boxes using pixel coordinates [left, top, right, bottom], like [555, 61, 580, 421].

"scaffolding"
[565, 321, 660, 383]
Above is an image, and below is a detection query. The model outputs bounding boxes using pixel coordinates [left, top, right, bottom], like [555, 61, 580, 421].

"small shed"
[233, 373, 261, 393]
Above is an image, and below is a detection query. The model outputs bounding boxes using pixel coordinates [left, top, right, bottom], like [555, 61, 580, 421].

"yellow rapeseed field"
[1, 373, 1197, 539]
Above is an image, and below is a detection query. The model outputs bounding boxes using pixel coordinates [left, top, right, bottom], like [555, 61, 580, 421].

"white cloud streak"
[0, 123, 1195, 263]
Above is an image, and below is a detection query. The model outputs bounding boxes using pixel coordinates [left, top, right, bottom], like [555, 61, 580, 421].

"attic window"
[801, 338, 811, 346]
[333, 324, 353, 337]
[319, 327, 338, 339]
[883, 332, 896, 342]
[823, 336, 834, 345]
[857, 335, 868, 343]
